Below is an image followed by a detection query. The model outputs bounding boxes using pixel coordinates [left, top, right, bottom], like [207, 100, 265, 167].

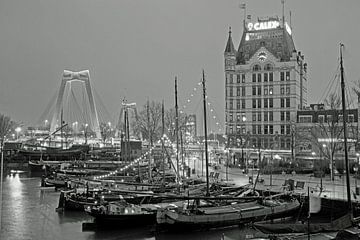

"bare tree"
[297, 93, 346, 178]
[164, 108, 188, 143]
[132, 101, 162, 144]
[0, 114, 16, 147]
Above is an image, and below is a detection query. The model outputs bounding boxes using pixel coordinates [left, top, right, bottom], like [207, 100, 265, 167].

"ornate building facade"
[224, 16, 308, 151]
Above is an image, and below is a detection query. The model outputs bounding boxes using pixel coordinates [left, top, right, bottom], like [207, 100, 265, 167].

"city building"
[296, 103, 359, 170]
[224, 15, 308, 152]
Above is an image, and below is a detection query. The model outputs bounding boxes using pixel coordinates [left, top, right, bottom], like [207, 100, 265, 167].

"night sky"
[1, 0, 359, 134]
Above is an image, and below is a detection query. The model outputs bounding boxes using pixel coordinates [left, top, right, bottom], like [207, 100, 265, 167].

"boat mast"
[175, 77, 180, 183]
[162, 100, 165, 185]
[202, 70, 210, 196]
[340, 43, 352, 213]
[147, 99, 152, 181]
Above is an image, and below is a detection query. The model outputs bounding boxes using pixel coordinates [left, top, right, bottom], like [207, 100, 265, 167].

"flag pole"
[308, 186, 310, 240]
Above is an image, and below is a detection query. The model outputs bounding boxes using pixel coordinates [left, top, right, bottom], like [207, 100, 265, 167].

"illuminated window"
[286, 71, 290, 81]
[269, 87, 273, 95]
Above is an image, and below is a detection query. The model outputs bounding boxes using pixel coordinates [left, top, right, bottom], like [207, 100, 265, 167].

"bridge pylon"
[50, 70, 101, 139]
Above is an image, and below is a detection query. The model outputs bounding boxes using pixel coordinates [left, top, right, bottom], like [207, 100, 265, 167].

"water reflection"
[1, 173, 265, 240]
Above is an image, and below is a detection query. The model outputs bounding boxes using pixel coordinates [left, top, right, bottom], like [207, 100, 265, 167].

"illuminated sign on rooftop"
[247, 21, 280, 31]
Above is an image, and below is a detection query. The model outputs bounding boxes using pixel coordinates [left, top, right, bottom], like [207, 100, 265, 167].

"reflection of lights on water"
[7, 173, 23, 198]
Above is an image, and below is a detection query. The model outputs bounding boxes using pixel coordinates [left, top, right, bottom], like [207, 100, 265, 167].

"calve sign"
[247, 21, 280, 31]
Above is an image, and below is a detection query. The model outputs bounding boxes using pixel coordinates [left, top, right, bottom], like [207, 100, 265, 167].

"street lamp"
[15, 127, 21, 140]
[312, 151, 316, 170]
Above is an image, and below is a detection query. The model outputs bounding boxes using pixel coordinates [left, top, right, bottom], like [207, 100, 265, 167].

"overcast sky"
[1, 0, 359, 134]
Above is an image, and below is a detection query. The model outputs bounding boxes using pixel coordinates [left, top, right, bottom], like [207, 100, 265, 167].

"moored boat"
[156, 196, 300, 230]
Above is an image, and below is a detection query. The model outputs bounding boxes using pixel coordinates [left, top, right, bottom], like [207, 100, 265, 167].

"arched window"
[264, 63, 273, 71]
[252, 64, 261, 71]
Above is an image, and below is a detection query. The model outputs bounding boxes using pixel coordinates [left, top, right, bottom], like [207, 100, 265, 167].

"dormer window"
[253, 64, 261, 71]
[264, 63, 273, 71]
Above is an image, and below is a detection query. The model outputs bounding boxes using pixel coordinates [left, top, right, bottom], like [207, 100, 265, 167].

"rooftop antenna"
[281, 0, 285, 26]
[239, 3, 246, 29]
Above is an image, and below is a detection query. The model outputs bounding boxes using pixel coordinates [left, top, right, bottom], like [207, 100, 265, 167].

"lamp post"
[15, 127, 21, 140]
[225, 148, 229, 181]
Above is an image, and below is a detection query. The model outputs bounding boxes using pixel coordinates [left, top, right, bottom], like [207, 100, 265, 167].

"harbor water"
[0, 172, 266, 240]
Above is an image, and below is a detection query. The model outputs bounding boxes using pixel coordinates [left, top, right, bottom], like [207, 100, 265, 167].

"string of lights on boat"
[93, 134, 176, 180]
[179, 80, 224, 134]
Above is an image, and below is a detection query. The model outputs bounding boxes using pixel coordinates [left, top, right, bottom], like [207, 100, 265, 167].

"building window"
[229, 101, 233, 110]
[286, 71, 290, 81]
[229, 87, 233, 97]
[253, 64, 261, 71]
[236, 99, 240, 109]
[269, 98, 273, 108]
[269, 125, 274, 134]
[252, 74, 256, 82]
[265, 64, 273, 71]
[318, 115, 325, 123]
[286, 111, 290, 121]
[269, 72, 273, 82]
[280, 85, 285, 95]
[252, 86, 256, 95]
[281, 138, 285, 148]
[264, 98, 268, 108]
[237, 74, 241, 83]
[281, 98, 285, 108]
[236, 113, 241, 122]
[269, 87, 273, 95]
[280, 125, 285, 135]
[327, 115, 333, 122]
[252, 125, 256, 134]
[348, 114, 354, 123]
[269, 112, 273, 121]
[280, 72, 285, 81]
[252, 112, 256, 121]
[286, 98, 290, 108]
[258, 112, 261, 121]
[242, 87, 245, 96]
[258, 86, 261, 95]
[264, 112, 268, 122]
[281, 111, 285, 121]
[258, 73, 262, 82]
[242, 74, 245, 83]
[264, 125, 268, 135]
[229, 126, 233, 133]
[264, 88, 268, 95]
[258, 99, 261, 108]
[286, 139, 291, 149]
[236, 125, 241, 134]
[286, 125, 291, 135]
[237, 87, 240, 96]
[286, 85, 290, 95]
[242, 99, 246, 109]
[258, 125, 262, 134]
[264, 73, 268, 82]
[252, 99, 256, 108]
[299, 115, 312, 123]
[229, 74, 233, 83]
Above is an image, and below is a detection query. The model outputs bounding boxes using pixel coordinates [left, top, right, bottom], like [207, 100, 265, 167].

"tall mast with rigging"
[175, 77, 180, 183]
[340, 43, 352, 213]
[202, 70, 210, 196]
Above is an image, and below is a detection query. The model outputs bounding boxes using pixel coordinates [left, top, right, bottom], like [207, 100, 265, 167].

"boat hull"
[156, 199, 300, 230]
[88, 210, 156, 226]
